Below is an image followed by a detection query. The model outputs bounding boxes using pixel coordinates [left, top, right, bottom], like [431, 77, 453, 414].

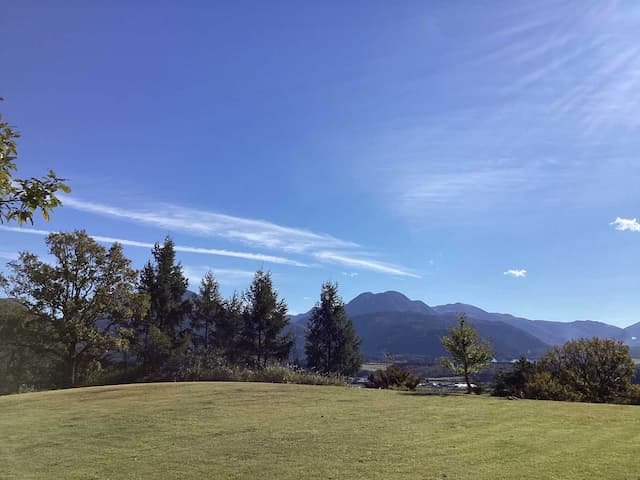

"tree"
[137, 237, 191, 370]
[440, 314, 493, 393]
[535, 337, 635, 403]
[492, 357, 535, 398]
[305, 282, 362, 376]
[216, 292, 245, 364]
[0, 99, 70, 224]
[0, 299, 58, 394]
[241, 270, 292, 367]
[191, 271, 223, 349]
[0, 231, 146, 387]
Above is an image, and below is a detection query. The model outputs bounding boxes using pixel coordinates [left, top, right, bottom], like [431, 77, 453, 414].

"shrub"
[366, 365, 420, 391]
[492, 357, 535, 398]
[535, 338, 635, 403]
[524, 371, 582, 402]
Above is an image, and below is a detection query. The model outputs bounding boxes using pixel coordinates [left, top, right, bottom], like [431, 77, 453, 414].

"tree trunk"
[464, 369, 471, 394]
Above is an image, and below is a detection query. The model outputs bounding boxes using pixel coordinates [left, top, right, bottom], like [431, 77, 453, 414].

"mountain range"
[289, 291, 640, 361]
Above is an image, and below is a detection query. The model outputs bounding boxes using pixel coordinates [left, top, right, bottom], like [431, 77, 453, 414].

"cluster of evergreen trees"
[0, 231, 362, 393]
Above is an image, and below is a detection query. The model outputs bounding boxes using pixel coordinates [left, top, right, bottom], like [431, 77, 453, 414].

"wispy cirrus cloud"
[182, 265, 256, 288]
[0, 251, 17, 261]
[62, 196, 357, 254]
[58, 197, 418, 277]
[314, 251, 420, 278]
[504, 269, 527, 278]
[0, 225, 307, 267]
[611, 217, 640, 232]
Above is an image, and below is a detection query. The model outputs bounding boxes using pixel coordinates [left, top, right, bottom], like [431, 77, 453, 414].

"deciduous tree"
[535, 337, 635, 403]
[0, 231, 146, 386]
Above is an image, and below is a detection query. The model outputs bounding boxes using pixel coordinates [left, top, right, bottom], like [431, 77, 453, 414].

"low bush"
[366, 365, 420, 391]
[142, 351, 345, 386]
[492, 357, 535, 398]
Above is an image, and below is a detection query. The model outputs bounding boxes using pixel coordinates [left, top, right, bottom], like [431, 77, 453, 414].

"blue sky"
[2, 1, 640, 325]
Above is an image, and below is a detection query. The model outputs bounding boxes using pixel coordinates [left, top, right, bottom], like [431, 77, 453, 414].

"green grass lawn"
[1, 382, 639, 480]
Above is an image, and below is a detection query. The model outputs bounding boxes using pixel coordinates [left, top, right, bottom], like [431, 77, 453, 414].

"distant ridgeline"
[1, 290, 638, 363]
[287, 291, 640, 361]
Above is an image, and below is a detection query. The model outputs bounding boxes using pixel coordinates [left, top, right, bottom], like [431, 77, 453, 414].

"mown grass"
[1, 382, 639, 479]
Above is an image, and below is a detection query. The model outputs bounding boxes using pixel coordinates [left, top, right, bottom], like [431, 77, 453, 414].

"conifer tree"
[137, 237, 191, 369]
[191, 271, 223, 349]
[305, 282, 362, 376]
[216, 292, 245, 364]
[241, 270, 292, 367]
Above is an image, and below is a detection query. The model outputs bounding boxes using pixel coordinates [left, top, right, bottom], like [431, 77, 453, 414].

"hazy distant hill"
[289, 291, 637, 361]
[349, 311, 548, 360]
[432, 303, 626, 346]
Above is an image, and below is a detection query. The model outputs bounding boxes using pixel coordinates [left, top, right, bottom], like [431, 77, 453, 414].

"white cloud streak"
[61, 197, 357, 253]
[0, 225, 307, 267]
[182, 265, 255, 288]
[0, 251, 17, 261]
[611, 217, 640, 232]
[57, 197, 418, 277]
[314, 251, 420, 278]
[504, 269, 527, 278]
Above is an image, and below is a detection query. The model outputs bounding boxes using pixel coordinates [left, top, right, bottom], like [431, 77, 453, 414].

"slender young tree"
[305, 282, 362, 376]
[0, 231, 146, 387]
[242, 270, 292, 367]
[191, 271, 223, 349]
[440, 314, 493, 393]
[137, 237, 191, 369]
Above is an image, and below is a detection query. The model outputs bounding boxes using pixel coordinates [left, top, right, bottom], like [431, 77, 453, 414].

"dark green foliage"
[216, 292, 245, 364]
[191, 271, 223, 349]
[366, 365, 420, 391]
[0, 300, 61, 393]
[305, 282, 362, 376]
[241, 270, 293, 367]
[0, 231, 145, 387]
[0, 99, 70, 224]
[136, 237, 191, 370]
[532, 337, 635, 403]
[492, 357, 536, 398]
[441, 314, 493, 394]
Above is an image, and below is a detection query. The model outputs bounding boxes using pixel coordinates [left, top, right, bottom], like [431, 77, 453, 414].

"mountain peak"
[346, 291, 435, 316]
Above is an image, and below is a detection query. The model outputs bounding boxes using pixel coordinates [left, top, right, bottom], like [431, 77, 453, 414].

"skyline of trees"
[0, 230, 361, 392]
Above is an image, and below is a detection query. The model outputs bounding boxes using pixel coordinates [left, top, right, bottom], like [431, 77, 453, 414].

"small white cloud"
[504, 269, 527, 278]
[341, 272, 359, 278]
[611, 217, 640, 232]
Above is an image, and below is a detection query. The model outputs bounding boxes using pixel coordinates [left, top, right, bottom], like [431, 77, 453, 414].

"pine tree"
[191, 271, 223, 349]
[241, 270, 292, 367]
[216, 292, 245, 364]
[137, 236, 191, 369]
[440, 314, 493, 393]
[305, 282, 362, 376]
